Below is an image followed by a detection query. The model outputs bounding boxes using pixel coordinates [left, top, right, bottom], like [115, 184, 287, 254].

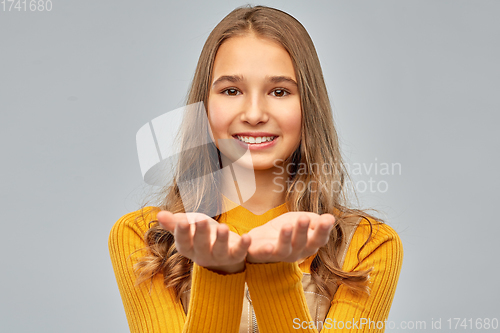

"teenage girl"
[109, 4, 403, 333]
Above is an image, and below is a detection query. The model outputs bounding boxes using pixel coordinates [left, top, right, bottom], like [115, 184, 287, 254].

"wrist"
[204, 261, 246, 275]
[246, 258, 280, 264]
[245, 253, 281, 264]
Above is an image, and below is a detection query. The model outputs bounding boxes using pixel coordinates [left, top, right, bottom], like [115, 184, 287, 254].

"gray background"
[1, 0, 498, 332]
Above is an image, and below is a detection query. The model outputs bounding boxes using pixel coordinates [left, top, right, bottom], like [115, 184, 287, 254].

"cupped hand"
[246, 212, 335, 264]
[157, 211, 251, 274]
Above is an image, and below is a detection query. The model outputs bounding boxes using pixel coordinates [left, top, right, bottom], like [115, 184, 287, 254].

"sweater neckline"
[219, 195, 316, 267]
[222, 194, 288, 218]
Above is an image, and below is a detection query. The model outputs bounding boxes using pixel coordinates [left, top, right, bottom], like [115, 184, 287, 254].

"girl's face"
[207, 34, 302, 171]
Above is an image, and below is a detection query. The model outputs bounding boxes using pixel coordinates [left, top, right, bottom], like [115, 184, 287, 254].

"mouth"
[232, 135, 278, 144]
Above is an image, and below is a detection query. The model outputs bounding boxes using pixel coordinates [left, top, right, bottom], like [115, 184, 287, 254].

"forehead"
[212, 35, 296, 80]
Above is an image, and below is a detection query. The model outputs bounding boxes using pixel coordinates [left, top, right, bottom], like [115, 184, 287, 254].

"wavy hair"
[131, 4, 382, 302]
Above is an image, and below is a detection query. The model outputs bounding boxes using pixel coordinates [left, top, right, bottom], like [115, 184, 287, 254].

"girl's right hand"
[157, 211, 251, 274]
[246, 211, 335, 264]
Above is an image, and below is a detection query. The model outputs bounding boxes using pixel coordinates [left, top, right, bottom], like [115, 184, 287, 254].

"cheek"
[278, 108, 302, 151]
[280, 107, 302, 136]
[207, 100, 231, 135]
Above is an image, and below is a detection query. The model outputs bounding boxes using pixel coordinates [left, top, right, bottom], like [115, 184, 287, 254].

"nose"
[240, 93, 269, 125]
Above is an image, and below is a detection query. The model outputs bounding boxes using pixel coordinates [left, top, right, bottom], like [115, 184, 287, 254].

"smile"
[231, 135, 279, 150]
[235, 135, 276, 144]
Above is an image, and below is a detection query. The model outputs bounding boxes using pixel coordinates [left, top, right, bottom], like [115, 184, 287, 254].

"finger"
[307, 215, 335, 250]
[211, 224, 230, 261]
[192, 219, 211, 258]
[157, 211, 176, 232]
[172, 213, 199, 237]
[180, 212, 201, 224]
[229, 233, 251, 261]
[249, 243, 274, 262]
[309, 213, 335, 229]
[273, 223, 293, 258]
[291, 215, 310, 253]
[259, 243, 274, 258]
[188, 212, 212, 224]
[174, 218, 194, 257]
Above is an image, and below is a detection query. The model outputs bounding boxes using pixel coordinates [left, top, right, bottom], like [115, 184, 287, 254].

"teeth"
[236, 135, 275, 144]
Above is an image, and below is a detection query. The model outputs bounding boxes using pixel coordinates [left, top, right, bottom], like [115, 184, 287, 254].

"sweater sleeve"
[245, 221, 403, 333]
[108, 207, 246, 333]
[319, 222, 403, 333]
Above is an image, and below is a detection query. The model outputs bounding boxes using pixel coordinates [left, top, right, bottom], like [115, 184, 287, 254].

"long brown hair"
[131, 4, 382, 302]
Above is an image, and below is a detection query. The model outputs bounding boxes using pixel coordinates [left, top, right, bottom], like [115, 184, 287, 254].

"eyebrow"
[212, 75, 298, 87]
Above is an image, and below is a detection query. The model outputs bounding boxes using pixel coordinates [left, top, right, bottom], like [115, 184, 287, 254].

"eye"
[221, 88, 241, 96]
[272, 88, 290, 97]
[220, 87, 291, 97]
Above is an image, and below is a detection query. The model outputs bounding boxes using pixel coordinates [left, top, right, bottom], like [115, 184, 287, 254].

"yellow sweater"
[108, 197, 403, 332]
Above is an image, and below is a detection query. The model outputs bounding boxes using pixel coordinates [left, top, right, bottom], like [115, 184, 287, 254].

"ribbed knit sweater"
[108, 196, 403, 332]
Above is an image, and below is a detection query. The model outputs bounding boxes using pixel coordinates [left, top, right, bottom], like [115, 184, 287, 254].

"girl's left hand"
[246, 212, 335, 264]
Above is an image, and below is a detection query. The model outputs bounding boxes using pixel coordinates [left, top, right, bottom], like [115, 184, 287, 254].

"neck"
[220, 158, 289, 215]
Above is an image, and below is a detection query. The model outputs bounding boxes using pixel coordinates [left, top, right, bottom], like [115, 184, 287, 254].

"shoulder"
[108, 206, 161, 243]
[343, 215, 403, 271]
[353, 216, 402, 248]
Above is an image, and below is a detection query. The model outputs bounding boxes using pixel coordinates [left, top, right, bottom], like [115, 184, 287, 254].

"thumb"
[156, 211, 176, 232]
